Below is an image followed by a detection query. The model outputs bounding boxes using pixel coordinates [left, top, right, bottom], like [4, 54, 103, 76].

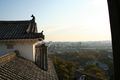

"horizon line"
[45, 40, 111, 42]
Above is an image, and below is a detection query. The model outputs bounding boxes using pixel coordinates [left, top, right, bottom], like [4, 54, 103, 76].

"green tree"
[52, 56, 76, 80]
[84, 64, 109, 80]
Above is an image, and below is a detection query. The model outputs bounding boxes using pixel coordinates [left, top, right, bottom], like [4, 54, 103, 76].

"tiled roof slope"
[0, 55, 58, 80]
[0, 20, 44, 40]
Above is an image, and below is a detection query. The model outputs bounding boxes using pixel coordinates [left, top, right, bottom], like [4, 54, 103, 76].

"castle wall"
[0, 40, 43, 62]
[14, 42, 33, 61]
[0, 40, 36, 61]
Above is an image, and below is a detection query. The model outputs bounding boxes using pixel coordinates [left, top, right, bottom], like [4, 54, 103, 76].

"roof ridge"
[0, 20, 32, 24]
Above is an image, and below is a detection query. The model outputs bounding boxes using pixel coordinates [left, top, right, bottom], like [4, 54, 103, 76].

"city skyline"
[0, 0, 111, 41]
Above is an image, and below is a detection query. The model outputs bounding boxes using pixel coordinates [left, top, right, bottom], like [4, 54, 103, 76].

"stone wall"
[0, 52, 16, 65]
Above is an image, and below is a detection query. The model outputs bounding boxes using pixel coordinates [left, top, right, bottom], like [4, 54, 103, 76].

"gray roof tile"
[0, 20, 44, 40]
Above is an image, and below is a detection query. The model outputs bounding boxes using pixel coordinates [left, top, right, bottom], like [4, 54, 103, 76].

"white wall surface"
[0, 42, 34, 61]
[0, 43, 17, 53]
[14, 42, 33, 61]
[0, 40, 43, 61]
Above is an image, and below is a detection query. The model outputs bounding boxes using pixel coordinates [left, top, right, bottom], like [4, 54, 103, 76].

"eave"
[0, 38, 43, 43]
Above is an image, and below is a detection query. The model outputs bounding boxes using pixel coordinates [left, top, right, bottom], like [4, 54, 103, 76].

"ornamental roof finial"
[31, 14, 35, 22]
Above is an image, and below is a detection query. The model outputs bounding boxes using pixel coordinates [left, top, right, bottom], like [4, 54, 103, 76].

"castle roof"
[0, 16, 44, 40]
[0, 52, 58, 80]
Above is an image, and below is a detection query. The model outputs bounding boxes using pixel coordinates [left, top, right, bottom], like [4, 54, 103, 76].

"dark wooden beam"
[107, 0, 120, 80]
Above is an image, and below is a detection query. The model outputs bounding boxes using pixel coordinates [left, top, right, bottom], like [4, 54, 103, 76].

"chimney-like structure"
[35, 43, 48, 71]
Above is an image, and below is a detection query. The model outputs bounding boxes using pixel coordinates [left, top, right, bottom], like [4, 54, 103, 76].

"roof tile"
[0, 20, 44, 40]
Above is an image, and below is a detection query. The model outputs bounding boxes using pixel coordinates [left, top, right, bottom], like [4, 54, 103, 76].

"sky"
[0, 0, 111, 41]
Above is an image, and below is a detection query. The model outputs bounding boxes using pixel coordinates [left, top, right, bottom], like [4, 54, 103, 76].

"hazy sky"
[0, 0, 111, 41]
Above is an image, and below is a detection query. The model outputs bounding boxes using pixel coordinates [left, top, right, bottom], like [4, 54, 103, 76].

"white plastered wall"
[0, 41, 34, 61]
[14, 42, 33, 61]
[0, 40, 44, 61]
[0, 44, 9, 52]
